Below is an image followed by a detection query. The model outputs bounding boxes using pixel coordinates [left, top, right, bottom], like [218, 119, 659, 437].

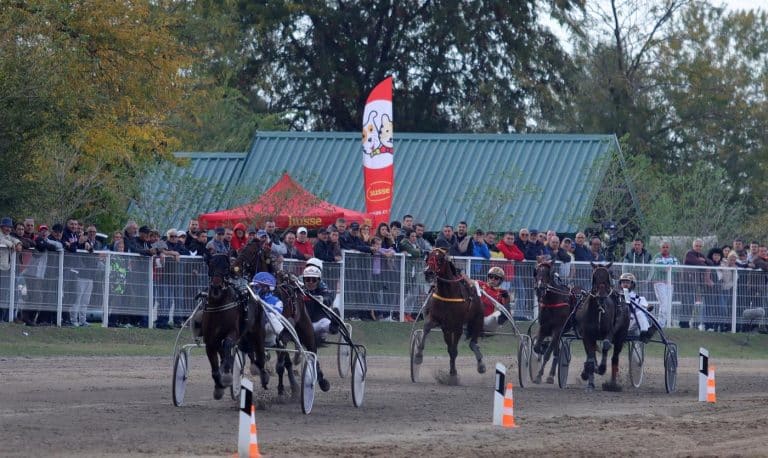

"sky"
[544, 0, 764, 53]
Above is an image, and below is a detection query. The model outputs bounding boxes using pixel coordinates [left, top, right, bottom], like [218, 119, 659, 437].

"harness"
[204, 300, 239, 313]
[431, 292, 467, 302]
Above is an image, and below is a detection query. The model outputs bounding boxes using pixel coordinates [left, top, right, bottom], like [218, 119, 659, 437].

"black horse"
[414, 248, 485, 384]
[273, 271, 331, 395]
[576, 262, 629, 391]
[201, 253, 243, 399]
[532, 257, 582, 384]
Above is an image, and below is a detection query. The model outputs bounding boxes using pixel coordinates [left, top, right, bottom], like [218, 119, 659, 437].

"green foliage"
[235, 0, 580, 132]
[461, 169, 542, 232]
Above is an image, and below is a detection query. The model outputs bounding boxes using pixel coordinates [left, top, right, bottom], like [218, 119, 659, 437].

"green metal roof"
[149, 132, 622, 233]
[236, 132, 620, 233]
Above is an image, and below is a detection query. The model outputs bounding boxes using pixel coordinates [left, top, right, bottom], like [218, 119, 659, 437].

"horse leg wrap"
[581, 359, 595, 381]
[602, 339, 612, 352]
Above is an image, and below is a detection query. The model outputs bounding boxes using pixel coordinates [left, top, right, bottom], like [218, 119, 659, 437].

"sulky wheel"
[409, 330, 423, 383]
[337, 330, 351, 379]
[517, 335, 532, 388]
[300, 356, 317, 415]
[557, 338, 571, 389]
[172, 349, 189, 407]
[351, 352, 367, 408]
[664, 343, 678, 394]
[628, 341, 645, 389]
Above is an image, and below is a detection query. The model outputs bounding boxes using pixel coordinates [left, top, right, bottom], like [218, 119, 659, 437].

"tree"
[234, 0, 581, 132]
[460, 169, 542, 233]
[0, 1, 195, 226]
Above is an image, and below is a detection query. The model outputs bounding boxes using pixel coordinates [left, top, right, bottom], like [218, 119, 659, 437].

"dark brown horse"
[201, 253, 243, 399]
[576, 262, 629, 391]
[532, 257, 582, 384]
[414, 248, 485, 384]
[273, 271, 331, 395]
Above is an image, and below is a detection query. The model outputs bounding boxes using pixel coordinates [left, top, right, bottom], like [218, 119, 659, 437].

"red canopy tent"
[198, 173, 373, 230]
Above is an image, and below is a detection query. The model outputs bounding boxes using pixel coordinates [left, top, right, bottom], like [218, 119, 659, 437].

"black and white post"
[238, 378, 254, 456]
[698, 347, 709, 402]
[493, 363, 506, 425]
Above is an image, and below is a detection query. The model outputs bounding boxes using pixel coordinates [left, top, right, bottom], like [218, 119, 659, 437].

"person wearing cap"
[524, 229, 546, 260]
[206, 227, 231, 256]
[619, 272, 652, 342]
[246, 227, 257, 243]
[313, 227, 336, 263]
[339, 221, 373, 253]
[251, 272, 284, 346]
[231, 223, 248, 252]
[300, 265, 338, 340]
[294, 227, 313, 260]
[477, 266, 511, 333]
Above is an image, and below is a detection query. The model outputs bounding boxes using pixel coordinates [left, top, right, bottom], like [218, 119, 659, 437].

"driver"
[251, 272, 284, 346]
[477, 266, 511, 333]
[301, 265, 339, 341]
[619, 273, 653, 342]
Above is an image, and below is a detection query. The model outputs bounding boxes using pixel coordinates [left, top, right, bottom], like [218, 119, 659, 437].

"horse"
[232, 238, 275, 280]
[272, 271, 331, 396]
[201, 253, 244, 400]
[414, 248, 486, 384]
[576, 262, 629, 391]
[532, 256, 583, 384]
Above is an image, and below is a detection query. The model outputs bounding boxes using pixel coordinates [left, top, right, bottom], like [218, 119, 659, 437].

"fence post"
[102, 253, 111, 328]
[339, 251, 346, 320]
[731, 268, 738, 333]
[399, 254, 406, 322]
[57, 251, 64, 327]
[148, 258, 154, 329]
[666, 264, 673, 328]
[8, 253, 16, 322]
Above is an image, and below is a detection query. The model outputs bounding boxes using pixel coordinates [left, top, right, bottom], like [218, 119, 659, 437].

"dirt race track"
[2, 352, 767, 457]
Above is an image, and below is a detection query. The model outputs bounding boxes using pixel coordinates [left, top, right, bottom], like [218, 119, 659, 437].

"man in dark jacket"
[434, 225, 457, 250]
[682, 238, 713, 329]
[313, 227, 336, 262]
[450, 221, 473, 256]
[573, 232, 592, 262]
[524, 230, 545, 261]
[339, 222, 372, 253]
[623, 239, 653, 264]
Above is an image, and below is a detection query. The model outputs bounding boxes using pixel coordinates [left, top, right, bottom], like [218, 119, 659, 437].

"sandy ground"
[1, 350, 767, 457]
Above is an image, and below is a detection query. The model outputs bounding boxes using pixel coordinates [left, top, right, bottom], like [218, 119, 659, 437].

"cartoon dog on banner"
[362, 111, 394, 158]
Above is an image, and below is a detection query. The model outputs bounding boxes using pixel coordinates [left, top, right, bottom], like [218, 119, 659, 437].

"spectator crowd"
[2, 213, 767, 332]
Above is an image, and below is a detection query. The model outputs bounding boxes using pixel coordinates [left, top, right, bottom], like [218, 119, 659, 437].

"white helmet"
[303, 265, 321, 279]
[306, 257, 323, 272]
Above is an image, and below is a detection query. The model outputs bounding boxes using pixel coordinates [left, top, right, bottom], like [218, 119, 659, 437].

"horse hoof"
[414, 353, 423, 365]
[477, 362, 486, 374]
[277, 386, 285, 396]
[213, 386, 225, 400]
[546, 376, 555, 384]
[533, 375, 542, 384]
[585, 384, 595, 392]
[597, 364, 607, 376]
[319, 378, 331, 392]
[260, 372, 270, 390]
[580, 371, 589, 381]
[602, 381, 623, 392]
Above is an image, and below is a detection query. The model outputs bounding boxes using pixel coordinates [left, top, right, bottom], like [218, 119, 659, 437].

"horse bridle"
[425, 248, 464, 284]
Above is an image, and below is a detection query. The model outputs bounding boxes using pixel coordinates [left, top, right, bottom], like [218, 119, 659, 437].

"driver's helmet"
[302, 265, 322, 279]
[306, 257, 323, 272]
[251, 271, 277, 290]
[619, 272, 636, 288]
[487, 266, 505, 280]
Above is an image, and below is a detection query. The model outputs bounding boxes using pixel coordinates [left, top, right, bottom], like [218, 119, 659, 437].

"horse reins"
[204, 300, 239, 313]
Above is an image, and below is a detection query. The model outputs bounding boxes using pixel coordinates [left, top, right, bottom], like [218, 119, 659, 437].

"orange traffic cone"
[501, 382, 518, 428]
[249, 405, 261, 457]
[706, 365, 716, 403]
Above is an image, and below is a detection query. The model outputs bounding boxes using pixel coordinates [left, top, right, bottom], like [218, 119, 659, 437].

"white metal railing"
[1, 247, 766, 333]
